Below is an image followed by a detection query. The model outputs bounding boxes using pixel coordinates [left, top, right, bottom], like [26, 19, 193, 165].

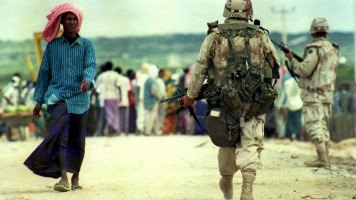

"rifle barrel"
[271, 39, 303, 62]
[160, 94, 185, 103]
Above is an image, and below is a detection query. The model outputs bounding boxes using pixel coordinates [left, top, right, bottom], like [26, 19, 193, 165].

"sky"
[0, 0, 354, 41]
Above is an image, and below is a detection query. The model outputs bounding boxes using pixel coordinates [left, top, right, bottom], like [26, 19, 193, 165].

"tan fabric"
[218, 103, 265, 175]
[223, 0, 253, 20]
[186, 19, 276, 176]
[187, 19, 280, 99]
[303, 102, 332, 142]
[291, 37, 339, 104]
[291, 37, 338, 143]
[144, 103, 162, 135]
[118, 75, 130, 107]
[310, 18, 330, 34]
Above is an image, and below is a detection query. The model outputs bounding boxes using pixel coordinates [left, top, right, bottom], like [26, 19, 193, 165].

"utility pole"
[271, 6, 295, 65]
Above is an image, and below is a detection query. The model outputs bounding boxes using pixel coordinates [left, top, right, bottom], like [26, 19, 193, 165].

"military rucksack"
[204, 20, 279, 147]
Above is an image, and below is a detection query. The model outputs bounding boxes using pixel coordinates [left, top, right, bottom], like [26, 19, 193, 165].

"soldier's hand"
[81, 80, 90, 92]
[178, 96, 195, 108]
[285, 50, 294, 60]
[33, 104, 42, 119]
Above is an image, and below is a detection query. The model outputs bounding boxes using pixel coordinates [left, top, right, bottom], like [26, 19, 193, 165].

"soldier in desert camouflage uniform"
[285, 18, 339, 168]
[179, 0, 280, 199]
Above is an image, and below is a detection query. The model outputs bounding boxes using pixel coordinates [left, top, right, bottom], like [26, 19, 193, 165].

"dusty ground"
[0, 135, 355, 200]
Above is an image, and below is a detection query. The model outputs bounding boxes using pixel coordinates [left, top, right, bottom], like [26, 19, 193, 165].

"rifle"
[270, 39, 301, 83]
[160, 83, 211, 132]
[160, 83, 211, 104]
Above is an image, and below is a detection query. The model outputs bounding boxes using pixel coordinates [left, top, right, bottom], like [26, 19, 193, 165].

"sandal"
[71, 185, 83, 190]
[53, 182, 70, 192]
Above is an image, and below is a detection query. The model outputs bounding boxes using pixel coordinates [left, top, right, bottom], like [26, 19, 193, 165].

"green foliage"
[0, 32, 354, 89]
[336, 63, 355, 82]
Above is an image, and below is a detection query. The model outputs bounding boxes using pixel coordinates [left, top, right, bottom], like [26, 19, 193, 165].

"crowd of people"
[0, 62, 211, 141]
[86, 61, 208, 137]
[0, 73, 47, 141]
[1, 64, 355, 141]
[0, 1, 355, 197]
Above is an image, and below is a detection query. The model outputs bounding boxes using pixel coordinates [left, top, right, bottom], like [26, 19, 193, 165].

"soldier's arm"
[290, 47, 319, 77]
[260, 34, 281, 79]
[265, 36, 281, 67]
[187, 34, 214, 99]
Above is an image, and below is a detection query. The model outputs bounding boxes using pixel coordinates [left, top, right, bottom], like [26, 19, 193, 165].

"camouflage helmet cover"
[310, 18, 330, 35]
[223, 0, 253, 20]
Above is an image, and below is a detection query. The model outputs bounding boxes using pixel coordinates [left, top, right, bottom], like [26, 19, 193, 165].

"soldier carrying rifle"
[284, 18, 339, 168]
[178, 0, 280, 199]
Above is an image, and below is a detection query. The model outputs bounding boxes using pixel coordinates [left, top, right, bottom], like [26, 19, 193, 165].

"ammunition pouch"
[244, 83, 278, 122]
[220, 69, 263, 119]
[220, 86, 243, 119]
[239, 69, 263, 100]
[205, 107, 240, 147]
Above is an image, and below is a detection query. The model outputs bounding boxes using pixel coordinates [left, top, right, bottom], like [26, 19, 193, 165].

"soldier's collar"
[225, 18, 248, 24]
[312, 37, 327, 42]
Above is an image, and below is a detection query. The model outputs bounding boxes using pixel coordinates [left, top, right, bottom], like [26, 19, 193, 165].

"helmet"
[310, 18, 330, 35]
[223, 0, 253, 20]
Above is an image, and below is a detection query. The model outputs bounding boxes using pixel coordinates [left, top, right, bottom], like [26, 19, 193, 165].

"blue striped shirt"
[33, 35, 96, 114]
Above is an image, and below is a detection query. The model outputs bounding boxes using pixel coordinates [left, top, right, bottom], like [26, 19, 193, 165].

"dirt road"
[0, 135, 355, 200]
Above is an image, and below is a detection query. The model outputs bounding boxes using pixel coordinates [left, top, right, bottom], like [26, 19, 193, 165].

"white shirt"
[95, 71, 121, 100]
[284, 78, 303, 111]
[136, 73, 149, 101]
[2, 85, 19, 107]
[118, 75, 130, 107]
[156, 78, 167, 99]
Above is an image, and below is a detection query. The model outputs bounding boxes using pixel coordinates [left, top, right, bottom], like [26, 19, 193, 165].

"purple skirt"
[24, 102, 88, 178]
[104, 99, 119, 131]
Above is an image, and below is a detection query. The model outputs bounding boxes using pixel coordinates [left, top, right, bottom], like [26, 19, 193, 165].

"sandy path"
[0, 135, 355, 200]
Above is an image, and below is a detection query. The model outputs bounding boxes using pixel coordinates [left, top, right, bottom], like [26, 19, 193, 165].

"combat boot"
[304, 141, 329, 168]
[241, 171, 256, 200]
[219, 175, 233, 200]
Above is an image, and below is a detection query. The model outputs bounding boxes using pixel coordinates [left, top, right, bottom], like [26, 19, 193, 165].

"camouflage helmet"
[310, 18, 330, 35]
[223, 0, 253, 20]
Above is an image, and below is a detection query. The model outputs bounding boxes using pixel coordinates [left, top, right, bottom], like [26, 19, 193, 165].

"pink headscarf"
[42, 3, 84, 42]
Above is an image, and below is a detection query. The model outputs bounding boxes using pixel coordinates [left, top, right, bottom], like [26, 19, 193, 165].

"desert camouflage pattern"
[187, 19, 280, 98]
[291, 37, 339, 104]
[291, 37, 338, 143]
[303, 102, 332, 142]
[310, 18, 330, 35]
[187, 19, 279, 172]
[223, 0, 253, 20]
[218, 103, 265, 174]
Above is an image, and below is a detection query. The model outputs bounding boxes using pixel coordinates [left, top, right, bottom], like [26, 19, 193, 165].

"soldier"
[284, 18, 339, 168]
[179, 0, 280, 199]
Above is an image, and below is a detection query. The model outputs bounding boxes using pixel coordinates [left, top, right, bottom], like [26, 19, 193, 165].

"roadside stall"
[0, 105, 32, 141]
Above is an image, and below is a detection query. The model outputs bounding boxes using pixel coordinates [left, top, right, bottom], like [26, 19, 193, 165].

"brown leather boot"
[219, 175, 233, 200]
[304, 141, 330, 168]
[241, 171, 255, 200]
